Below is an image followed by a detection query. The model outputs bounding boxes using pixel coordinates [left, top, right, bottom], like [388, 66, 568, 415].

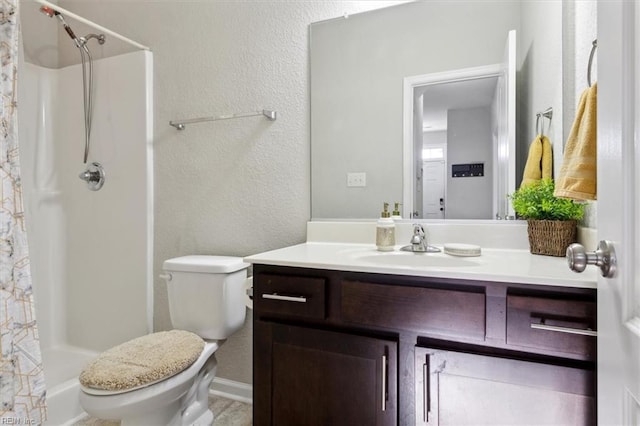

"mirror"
[310, 0, 570, 220]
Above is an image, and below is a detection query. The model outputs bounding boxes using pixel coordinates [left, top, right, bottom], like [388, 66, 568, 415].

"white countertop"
[244, 242, 598, 289]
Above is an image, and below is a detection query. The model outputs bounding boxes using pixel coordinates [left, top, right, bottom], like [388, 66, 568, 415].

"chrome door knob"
[566, 240, 616, 278]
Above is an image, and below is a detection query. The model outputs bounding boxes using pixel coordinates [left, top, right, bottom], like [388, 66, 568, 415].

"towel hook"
[587, 39, 597, 87]
[536, 107, 553, 137]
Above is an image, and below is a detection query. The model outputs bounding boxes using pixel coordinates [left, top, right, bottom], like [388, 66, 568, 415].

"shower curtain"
[0, 0, 47, 422]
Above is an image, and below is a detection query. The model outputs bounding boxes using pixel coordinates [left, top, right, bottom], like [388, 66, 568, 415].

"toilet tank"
[162, 256, 249, 340]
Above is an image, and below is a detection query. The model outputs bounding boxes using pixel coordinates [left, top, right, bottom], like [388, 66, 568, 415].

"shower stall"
[18, 3, 153, 424]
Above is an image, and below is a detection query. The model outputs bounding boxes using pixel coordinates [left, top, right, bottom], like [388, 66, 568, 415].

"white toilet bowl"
[78, 255, 250, 425]
[80, 341, 219, 426]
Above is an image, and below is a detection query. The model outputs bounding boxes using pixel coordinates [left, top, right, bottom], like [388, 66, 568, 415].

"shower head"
[39, 6, 55, 17]
[39, 5, 81, 48]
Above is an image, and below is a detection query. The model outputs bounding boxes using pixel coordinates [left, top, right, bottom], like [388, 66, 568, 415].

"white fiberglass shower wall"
[18, 50, 153, 424]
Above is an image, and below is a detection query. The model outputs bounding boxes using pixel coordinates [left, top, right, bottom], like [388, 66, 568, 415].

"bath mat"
[79, 330, 204, 391]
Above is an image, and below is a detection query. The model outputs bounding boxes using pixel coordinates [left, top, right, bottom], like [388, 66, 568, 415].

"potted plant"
[510, 178, 585, 256]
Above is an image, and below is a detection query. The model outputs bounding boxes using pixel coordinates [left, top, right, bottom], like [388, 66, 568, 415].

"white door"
[597, 2, 640, 422]
[422, 160, 445, 219]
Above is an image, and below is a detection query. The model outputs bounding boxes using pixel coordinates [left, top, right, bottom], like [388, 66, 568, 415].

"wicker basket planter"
[527, 219, 578, 257]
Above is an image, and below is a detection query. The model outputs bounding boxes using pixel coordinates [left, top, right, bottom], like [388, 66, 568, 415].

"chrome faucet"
[410, 224, 427, 251]
[401, 224, 441, 253]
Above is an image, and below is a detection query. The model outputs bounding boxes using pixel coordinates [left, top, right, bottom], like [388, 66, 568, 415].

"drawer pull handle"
[530, 323, 597, 337]
[262, 293, 307, 303]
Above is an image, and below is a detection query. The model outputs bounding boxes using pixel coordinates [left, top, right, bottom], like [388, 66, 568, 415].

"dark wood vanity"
[252, 264, 596, 425]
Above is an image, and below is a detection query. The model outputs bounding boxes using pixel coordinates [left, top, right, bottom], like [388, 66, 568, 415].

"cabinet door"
[415, 347, 595, 425]
[262, 323, 397, 426]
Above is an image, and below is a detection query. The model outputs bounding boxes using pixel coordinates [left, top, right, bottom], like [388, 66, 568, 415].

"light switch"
[347, 172, 367, 187]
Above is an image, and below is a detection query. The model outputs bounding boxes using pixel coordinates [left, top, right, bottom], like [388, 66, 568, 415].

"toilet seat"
[81, 374, 185, 396]
[80, 330, 205, 394]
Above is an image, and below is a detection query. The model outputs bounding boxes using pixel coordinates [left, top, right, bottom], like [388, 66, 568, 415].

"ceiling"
[418, 76, 499, 132]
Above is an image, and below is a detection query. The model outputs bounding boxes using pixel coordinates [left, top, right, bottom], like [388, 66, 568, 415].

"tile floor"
[73, 396, 252, 426]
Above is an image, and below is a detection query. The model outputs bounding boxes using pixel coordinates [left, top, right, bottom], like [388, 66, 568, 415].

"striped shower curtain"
[0, 0, 47, 422]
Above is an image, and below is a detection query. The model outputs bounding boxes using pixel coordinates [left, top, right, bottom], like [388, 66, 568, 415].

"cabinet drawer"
[341, 280, 486, 340]
[506, 294, 596, 360]
[255, 274, 326, 320]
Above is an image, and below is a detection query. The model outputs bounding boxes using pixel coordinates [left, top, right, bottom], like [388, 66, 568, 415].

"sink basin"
[351, 251, 479, 269]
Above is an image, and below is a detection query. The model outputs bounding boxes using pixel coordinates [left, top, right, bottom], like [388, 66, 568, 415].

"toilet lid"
[79, 330, 205, 393]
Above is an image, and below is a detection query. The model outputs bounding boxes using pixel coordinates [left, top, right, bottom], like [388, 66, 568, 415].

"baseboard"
[210, 377, 253, 404]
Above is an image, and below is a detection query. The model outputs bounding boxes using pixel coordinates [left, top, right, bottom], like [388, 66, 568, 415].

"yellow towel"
[520, 135, 553, 188]
[541, 135, 553, 179]
[555, 84, 597, 200]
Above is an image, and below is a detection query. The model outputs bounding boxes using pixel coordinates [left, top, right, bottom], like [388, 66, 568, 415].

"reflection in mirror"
[311, 1, 570, 220]
[412, 74, 501, 220]
[403, 35, 515, 221]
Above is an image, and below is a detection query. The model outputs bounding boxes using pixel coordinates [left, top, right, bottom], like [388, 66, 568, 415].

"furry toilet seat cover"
[79, 330, 205, 391]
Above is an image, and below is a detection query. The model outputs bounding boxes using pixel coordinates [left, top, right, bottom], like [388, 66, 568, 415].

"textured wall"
[35, 0, 400, 385]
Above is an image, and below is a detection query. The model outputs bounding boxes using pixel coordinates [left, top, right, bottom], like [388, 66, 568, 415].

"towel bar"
[169, 109, 277, 130]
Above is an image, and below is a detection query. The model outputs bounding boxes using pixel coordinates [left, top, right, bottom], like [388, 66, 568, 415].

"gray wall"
[446, 107, 493, 219]
[517, 0, 563, 188]
[20, 0, 398, 385]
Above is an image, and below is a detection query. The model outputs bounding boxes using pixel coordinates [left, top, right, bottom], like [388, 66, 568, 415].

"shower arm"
[81, 34, 106, 46]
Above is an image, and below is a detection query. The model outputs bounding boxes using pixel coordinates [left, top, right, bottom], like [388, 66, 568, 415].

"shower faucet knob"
[79, 170, 97, 182]
[78, 162, 106, 191]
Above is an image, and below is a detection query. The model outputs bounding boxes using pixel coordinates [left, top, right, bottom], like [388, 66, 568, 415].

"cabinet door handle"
[424, 354, 431, 423]
[381, 353, 387, 412]
[261, 293, 307, 303]
[423, 362, 428, 422]
[530, 323, 597, 337]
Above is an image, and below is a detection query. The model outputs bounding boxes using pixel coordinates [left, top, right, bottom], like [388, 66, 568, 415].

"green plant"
[510, 178, 585, 221]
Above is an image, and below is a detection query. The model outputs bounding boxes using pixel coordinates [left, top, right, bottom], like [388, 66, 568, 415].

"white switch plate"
[347, 172, 366, 187]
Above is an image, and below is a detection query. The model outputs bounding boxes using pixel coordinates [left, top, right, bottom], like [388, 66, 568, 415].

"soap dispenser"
[376, 202, 396, 251]
[391, 202, 402, 221]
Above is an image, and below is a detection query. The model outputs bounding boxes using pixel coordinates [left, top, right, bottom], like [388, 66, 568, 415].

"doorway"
[403, 30, 516, 220]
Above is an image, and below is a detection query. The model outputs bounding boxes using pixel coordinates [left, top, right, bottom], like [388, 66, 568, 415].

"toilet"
[78, 255, 250, 425]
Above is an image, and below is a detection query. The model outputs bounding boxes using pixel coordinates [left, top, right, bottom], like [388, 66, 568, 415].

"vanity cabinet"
[252, 265, 596, 426]
[253, 272, 397, 425]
